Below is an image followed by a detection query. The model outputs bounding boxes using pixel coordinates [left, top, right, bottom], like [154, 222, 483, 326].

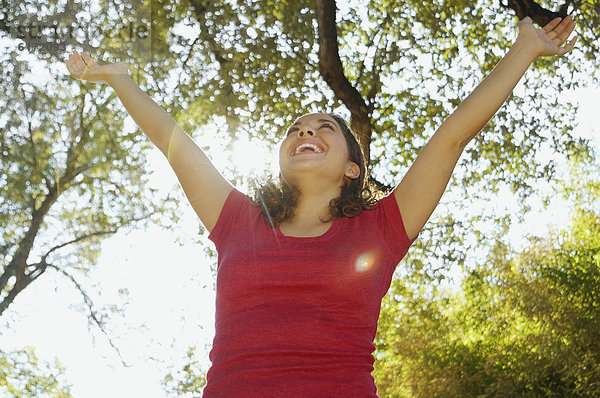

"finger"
[543, 17, 562, 33]
[558, 35, 578, 56]
[66, 55, 82, 78]
[67, 53, 80, 75]
[553, 15, 573, 35]
[556, 20, 576, 45]
[81, 51, 98, 68]
[73, 51, 88, 72]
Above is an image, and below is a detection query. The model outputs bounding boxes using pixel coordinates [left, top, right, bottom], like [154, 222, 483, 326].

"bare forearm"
[440, 38, 537, 147]
[108, 73, 178, 154]
[393, 17, 576, 240]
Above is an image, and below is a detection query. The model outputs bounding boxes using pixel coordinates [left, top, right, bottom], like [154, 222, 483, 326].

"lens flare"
[355, 252, 376, 273]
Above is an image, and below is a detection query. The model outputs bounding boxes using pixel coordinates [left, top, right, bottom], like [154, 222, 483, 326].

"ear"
[344, 162, 360, 180]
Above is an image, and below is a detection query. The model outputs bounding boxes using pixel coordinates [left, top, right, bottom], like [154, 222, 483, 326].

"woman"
[65, 15, 576, 397]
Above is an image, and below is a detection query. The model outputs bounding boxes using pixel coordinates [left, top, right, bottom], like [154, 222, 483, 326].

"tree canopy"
[373, 158, 600, 396]
[1, 0, 598, 394]
[0, 347, 72, 398]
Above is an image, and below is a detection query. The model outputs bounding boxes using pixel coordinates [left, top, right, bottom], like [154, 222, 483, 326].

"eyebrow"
[290, 118, 337, 128]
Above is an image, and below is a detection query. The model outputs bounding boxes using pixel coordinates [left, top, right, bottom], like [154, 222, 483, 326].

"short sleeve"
[376, 192, 418, 261]
[208, 188, 250, 251]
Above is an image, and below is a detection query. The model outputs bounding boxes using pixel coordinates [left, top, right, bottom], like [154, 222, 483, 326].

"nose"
[297, 127, 315, 137]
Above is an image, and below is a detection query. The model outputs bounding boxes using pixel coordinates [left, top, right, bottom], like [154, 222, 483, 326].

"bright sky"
[1, 15, 598, 398]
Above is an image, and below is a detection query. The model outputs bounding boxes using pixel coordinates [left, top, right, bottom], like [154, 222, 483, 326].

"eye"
[286, 127, 298, 136]
[320, 122, 335, 130]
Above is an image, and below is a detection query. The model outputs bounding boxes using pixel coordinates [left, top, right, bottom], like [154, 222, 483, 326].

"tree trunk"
[314, 0, 372, 162]
[0, 186, 58, 316]
[502, 0, 573, 25]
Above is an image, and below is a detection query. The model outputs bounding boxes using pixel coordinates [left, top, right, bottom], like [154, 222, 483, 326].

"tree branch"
[47, 263, 131, 367]
[0, 185, 59, 303]
[0, 279, 32, 316]
[41, 230, 118, 264]
[0, 229, 118, 316]
[500, 0, 577, 25]
[314, 0, 372, 162]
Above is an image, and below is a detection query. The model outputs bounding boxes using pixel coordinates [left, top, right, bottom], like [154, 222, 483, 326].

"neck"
[277, 190, 337, 237]
[294, 194, 332, 223]
[288, 183, 341, 226]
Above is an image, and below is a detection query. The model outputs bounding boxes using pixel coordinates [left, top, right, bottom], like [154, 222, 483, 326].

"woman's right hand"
[65, 51, 129, 84]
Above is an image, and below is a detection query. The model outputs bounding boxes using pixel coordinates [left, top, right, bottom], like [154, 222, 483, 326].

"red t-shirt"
[203, 188, 415, 397]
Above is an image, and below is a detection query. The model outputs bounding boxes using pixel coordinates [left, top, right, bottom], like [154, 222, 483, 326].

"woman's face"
[279, 113, 359, 187]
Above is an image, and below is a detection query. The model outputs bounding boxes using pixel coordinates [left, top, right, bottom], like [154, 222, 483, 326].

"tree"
[0, 6, 177, 356]
[2, 0, 596, 310]
[162, 346, 207, 398]
[125, 0, 598, 393]
[1, 0, 598, 394]
[148, 0, 597, 275]
[0, 347, 73, 398]
[373, 155, 600, 396]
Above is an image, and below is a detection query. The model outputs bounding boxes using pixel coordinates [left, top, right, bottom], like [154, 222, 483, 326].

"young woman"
[65, 15, 576, 397]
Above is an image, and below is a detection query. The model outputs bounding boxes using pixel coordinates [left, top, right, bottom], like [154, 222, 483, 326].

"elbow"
[435, 119, 480, 151]
[456, 127, 483, 149]
[458, 134, 475, 149]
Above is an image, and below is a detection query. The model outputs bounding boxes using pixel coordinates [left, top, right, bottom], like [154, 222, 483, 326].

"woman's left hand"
[516, 15, 577, 58]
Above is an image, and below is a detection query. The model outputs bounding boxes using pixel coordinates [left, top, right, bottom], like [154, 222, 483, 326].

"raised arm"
[65, 51, 232, 232]
[393, 16, 577, 241]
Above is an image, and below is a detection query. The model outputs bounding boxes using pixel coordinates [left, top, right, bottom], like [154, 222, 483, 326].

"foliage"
[0, 2, 179, 317]
[1, 0, 595, 295]
[75, 0, 596, 207]
[0, 347, 73, 398]
[0, 11, 182, 392]
[162, 346, 207, 398]
[373, 168, 600, 397]
[146, 0, 597, 275]
[1, 0, 599, 394]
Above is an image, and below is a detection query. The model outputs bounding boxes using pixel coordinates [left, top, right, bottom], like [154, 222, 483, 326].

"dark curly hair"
[250, 113, 382, 227]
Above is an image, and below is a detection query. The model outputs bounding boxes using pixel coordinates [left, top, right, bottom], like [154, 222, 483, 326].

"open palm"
[65, 51, 128, 84]
[517, 15, 577, 57]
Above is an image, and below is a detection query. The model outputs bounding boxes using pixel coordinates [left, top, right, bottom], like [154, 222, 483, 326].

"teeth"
[294, 143, 322, 154]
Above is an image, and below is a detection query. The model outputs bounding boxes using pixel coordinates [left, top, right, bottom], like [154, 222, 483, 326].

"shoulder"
[361, 190, 416, 250]
[354, 190, 397, 220]
[208, 188, 263, 245]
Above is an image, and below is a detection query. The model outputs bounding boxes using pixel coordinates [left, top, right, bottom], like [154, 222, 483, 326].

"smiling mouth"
[293, 143, 324, 155]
